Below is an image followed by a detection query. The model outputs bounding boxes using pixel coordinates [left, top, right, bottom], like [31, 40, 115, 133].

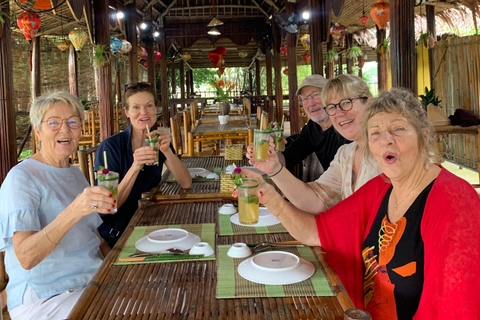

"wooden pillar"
[338, 54, 343, 74]
[272, 15, 283, 123]
[125, 3, 138, 83]
[286, 2, 299, 134]
[390, 0, 417, 93]
[189, 69, 194, 93]
[377, 27, 388, 91]
[0, 2, 17, 183]
[325, 35, 334, 79]
[68, 44, 78, 97]
[186, 67, 190, 97]
[426, 5, 436, 90]
[115, 62, 122, 104]
[171, 60, 176, 99]
[146, 41, 155, 85]
[94, 0, 113, 140]
[358, 55, 363, 78]
[265, 46, 273, 95]
[255, 59, 261, 95]
[180, 61, 185, 99]
[309, 0, 330, 75]
[158, 27, 169, 127]
[31, 37, 41, 98]
[248, 69, 253, 93]
[346, 33, 353, 74]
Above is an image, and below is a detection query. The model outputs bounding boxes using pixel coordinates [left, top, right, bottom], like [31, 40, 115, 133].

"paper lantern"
[156, 51, 161, 62]
[370, 0, 390, 30]
[110, 37, 122, 53]
[17, 11, 41, 43]
[301, 34, 310, 51]
[330, 24, 346, 47]
[302, 52, 311, 65]
[214, 46, 227, 56]
[68, 28, 87, 51]
[119, 40, 132, 54]
[181, 52, 191, 61]
[359, 14, 369, 26]
[280, 45, 287, 57]
[238, 51, 247, 58]
[137, 47, 147, 61]
[283, 68, 288, 75]
[57, 40, 69, 52]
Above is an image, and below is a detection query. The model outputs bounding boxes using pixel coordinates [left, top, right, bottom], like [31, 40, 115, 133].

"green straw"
[281, 114, 285, 129]
[146, 124, 151, 141]
[103, 151, 108, 169]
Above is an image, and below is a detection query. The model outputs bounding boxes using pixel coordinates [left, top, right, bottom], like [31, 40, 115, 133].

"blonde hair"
[321, 74, 372, 105]
[29, 91, 84, 129]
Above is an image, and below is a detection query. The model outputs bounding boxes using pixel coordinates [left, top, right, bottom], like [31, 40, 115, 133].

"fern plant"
[93, 44, 112, 67]
[345, 46, 363, 60]
[325, 50, 338, 63]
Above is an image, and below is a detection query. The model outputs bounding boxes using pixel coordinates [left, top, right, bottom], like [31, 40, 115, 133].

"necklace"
[391, 169, 429, 212]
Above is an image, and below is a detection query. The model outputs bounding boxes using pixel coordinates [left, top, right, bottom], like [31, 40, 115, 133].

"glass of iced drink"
[272, 128, 285, 152]
[253, 129, 270, 161]
[237, 178, 260, 225]
[145, 136, 159, 166]
[97, 171, 119, 213]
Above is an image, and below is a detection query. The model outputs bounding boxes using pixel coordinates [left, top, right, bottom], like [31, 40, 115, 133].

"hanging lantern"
[283, 68, 288, 75]
[301, 34, 310, 51]
[137, 47, 148, 61]
[359, 14, 369, 26]
[181, 52, 191, 61]
[156, 51, 161, 62]
[17, 11, 41, 43]
[280, 45, 287, 57]
[119, 40, 132, 54]
[330, 24, 346, 47]
[269, 49, 274, 57]
[57, 40, 69, 52]
[302, 52, 311, 65]
[68, 28, 87, 51]
[370, 0, 390, 30]
[110, 37, 122, 53]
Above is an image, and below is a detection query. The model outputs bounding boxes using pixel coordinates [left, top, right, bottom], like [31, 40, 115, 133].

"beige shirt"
[308, 142, 383, 209]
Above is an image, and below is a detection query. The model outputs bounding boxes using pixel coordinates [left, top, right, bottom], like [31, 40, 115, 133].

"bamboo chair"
[243, 97, 252, 126]
[78, 145, 98, 186]
[183, 109, 191, 149]
[170, 115, 183, 155]
[190, 101, 199, 128]
[79, 110, 98, 148]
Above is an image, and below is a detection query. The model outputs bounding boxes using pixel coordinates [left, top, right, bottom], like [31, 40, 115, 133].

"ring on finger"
[91, 201, 98, 210]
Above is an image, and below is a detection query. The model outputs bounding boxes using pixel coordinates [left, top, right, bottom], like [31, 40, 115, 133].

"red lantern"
[208, 52, 222, 67]
[283, 68, 288, 75]
[359, 14, 369, 26]
[302, 52, 311, 65]
[17, 11, 41, 43]
[280, 45, 287, 57]
[370, 0, 390, 30]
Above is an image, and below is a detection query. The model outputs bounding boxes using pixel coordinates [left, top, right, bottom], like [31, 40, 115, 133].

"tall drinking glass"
[145, 137, 159, 166]
[238, 178, 259, 225]
[97, 171, 119, 213]
[272, 128, 285, 152]
[253, 129, 270, 161]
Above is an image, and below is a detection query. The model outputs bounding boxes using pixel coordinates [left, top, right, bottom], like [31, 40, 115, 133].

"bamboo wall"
[432, 35, 480, 170]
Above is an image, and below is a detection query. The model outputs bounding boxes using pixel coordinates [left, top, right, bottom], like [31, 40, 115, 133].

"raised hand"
[246, 136, 283, 176]
[148, 129, 172, 153]
[71, 186, 116, 216]
[232, 168, 279, 206]
[132, 145, 158, 171]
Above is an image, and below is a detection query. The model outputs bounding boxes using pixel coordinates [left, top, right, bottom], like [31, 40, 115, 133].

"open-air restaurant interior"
[1, 0, 480, 319]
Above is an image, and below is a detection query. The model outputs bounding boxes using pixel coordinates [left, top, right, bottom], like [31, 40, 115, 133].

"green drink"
[253, 129, 270, 161]
[272, 129, 285, 152]
[145, 137, 159, 166]
[238, 179, 259, 225]
[97, 171, 119, 213]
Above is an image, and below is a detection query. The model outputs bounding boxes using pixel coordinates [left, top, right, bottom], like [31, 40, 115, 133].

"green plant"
[93, 44, 112, 67]
[211, 79, 236, 102]
[345, 46, 363, 61]
[325, 50, 338, 63]
[376, 38, 390, 55]
[417, 30, 435, 48]
[419, 87, 441, 106]
[0, 0, 14, 26]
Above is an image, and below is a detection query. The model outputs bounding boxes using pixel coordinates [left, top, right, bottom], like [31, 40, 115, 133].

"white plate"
[188, 168, 208, 178]
[135, 228, 201, 254]
[230, 207, 280, 227]
[238, 251, 315, 285]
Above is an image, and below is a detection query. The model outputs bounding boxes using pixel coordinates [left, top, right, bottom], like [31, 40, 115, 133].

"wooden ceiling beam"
[161, 0, 178, 18]
[36, 19, 84, 36]
[251, 0, 269, 17]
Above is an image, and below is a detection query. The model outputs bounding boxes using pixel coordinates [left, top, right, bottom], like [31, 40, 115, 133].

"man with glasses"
[279, 74, 350, 181]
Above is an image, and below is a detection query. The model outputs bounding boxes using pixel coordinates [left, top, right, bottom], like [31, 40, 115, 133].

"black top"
[282, 120, 350, 173]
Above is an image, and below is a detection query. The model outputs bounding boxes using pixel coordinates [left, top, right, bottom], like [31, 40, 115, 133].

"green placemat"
[167, 167, 222, 182]
[216, 245, 335, 298]
[115, 223, 216, 265]
[218, 212, 288, 236]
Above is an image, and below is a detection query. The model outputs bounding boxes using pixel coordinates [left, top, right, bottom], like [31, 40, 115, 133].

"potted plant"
[345, 46, 363, 61]
[212, 79, 236, 115]
[325, 50, 338, 64]
[93, 44, 112, 67]
[419, 87, 441, 109]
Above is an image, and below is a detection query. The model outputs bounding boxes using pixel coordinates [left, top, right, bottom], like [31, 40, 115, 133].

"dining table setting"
[66, 156, 357, 320]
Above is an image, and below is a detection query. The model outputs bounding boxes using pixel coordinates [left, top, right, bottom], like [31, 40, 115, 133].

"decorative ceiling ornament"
[208, 47, 227, 67]
[301, 34, 310, 51]
[330, 24, 346, 47]
[207, 0, 223, 27]
[137, 47, 148, 61]
[156, 51, 161, 62]
[17, 11, 41, 43]
[110, 37, 122, 53]
[238, 51, 248, 58]
[207, 27, 221, 36]
[280, 45, 287, 57]
[359, 14, 369, 26]
[14, 0, 67, 13]
[68, 28, 87, 51]
[302, 52, 311, 65]
[57, 40, 69, 51]
[283, 68, 288, 75]
[181, 52, 191, 61]
[119, 40, 132, 54]
[370, 0, 390, 30]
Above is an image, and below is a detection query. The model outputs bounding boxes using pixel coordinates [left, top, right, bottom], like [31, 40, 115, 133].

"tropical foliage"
[211, 79, 236, 102]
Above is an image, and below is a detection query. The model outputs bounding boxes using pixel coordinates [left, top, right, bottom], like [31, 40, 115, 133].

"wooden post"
[255, 59, 261, 96]
[346, 33, 353, 74]
[186, 67, 191, 97]
[287, 2, 299, 134]
[377, 27, 388, 91]
[338, 54, 343, 74]
[68, 44, 78, 97]
[326, 35, 334, 78]
[248, 69, 253, 93]
[265, 46, 273, 96]
[426, 5, 436, 90]
[125, 3, 138, 83]
[159, 26, 169, 127]
[390, 0, 417, 93]
[94, 0, 113, 141]
[31, 37, 41, 98]
[272, 15, 283, 123]
[146, 41, 155, 85]
[180, 61, 185, 99]
[171, 59, 176, 99]
[189, 69, 194, 93]
[309, 0, 330, 75]
[0, 2, 17, 184]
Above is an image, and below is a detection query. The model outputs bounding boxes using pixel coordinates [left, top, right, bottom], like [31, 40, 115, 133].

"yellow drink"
[253, 141, 269, 161]
[238, 195, 259, 225]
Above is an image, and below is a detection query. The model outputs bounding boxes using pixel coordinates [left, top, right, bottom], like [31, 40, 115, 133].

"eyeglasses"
[124, 82, 153, 93]
[42, 116, 82, 131]
[324, 97, 368, 116]
[299, 91, 322, 105]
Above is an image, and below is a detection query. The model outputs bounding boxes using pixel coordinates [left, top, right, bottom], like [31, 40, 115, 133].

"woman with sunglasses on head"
[0, 92, 116, 320]
[94, 82, 191, 247]
[246, 74, 382, 213]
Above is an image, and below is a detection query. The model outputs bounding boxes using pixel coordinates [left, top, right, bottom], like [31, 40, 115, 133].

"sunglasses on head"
[124, 82, 153, 93]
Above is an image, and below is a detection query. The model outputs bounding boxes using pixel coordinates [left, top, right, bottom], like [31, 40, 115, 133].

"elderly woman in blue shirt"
[0, 92, 115, 320]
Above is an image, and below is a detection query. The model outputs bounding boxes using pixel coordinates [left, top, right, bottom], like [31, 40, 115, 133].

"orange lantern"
[283, 68, 288, 75]
[17, 11, 41, 43]
[57, 40, 69, 52]
[302, 52, 311, 65]
[359, 14, 369, 26]
[370, 0, 390, 30]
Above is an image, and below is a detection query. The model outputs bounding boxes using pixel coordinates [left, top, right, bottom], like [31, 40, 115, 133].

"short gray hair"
[321, 74, 372, 105]
[363, 87, 436, 166]
[29, 91, 84, 129]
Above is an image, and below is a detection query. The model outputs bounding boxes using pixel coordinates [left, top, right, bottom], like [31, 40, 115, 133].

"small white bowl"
[189, 242, 215, 257]
[219, 204, 237, 215]
[227, 243, 252, 258]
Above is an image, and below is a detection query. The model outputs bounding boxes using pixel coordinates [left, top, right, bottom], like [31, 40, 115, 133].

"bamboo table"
[202, 104, 243, 116]
[67, 200, 355, 320]
[199, 114, 247, 124]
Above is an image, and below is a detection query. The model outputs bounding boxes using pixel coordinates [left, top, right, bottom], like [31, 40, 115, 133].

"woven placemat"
[216, 245, 335, 298]
[167, 167, 222, 182]
[114, 223, 216, 265]
[218, 212, 288, 236]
